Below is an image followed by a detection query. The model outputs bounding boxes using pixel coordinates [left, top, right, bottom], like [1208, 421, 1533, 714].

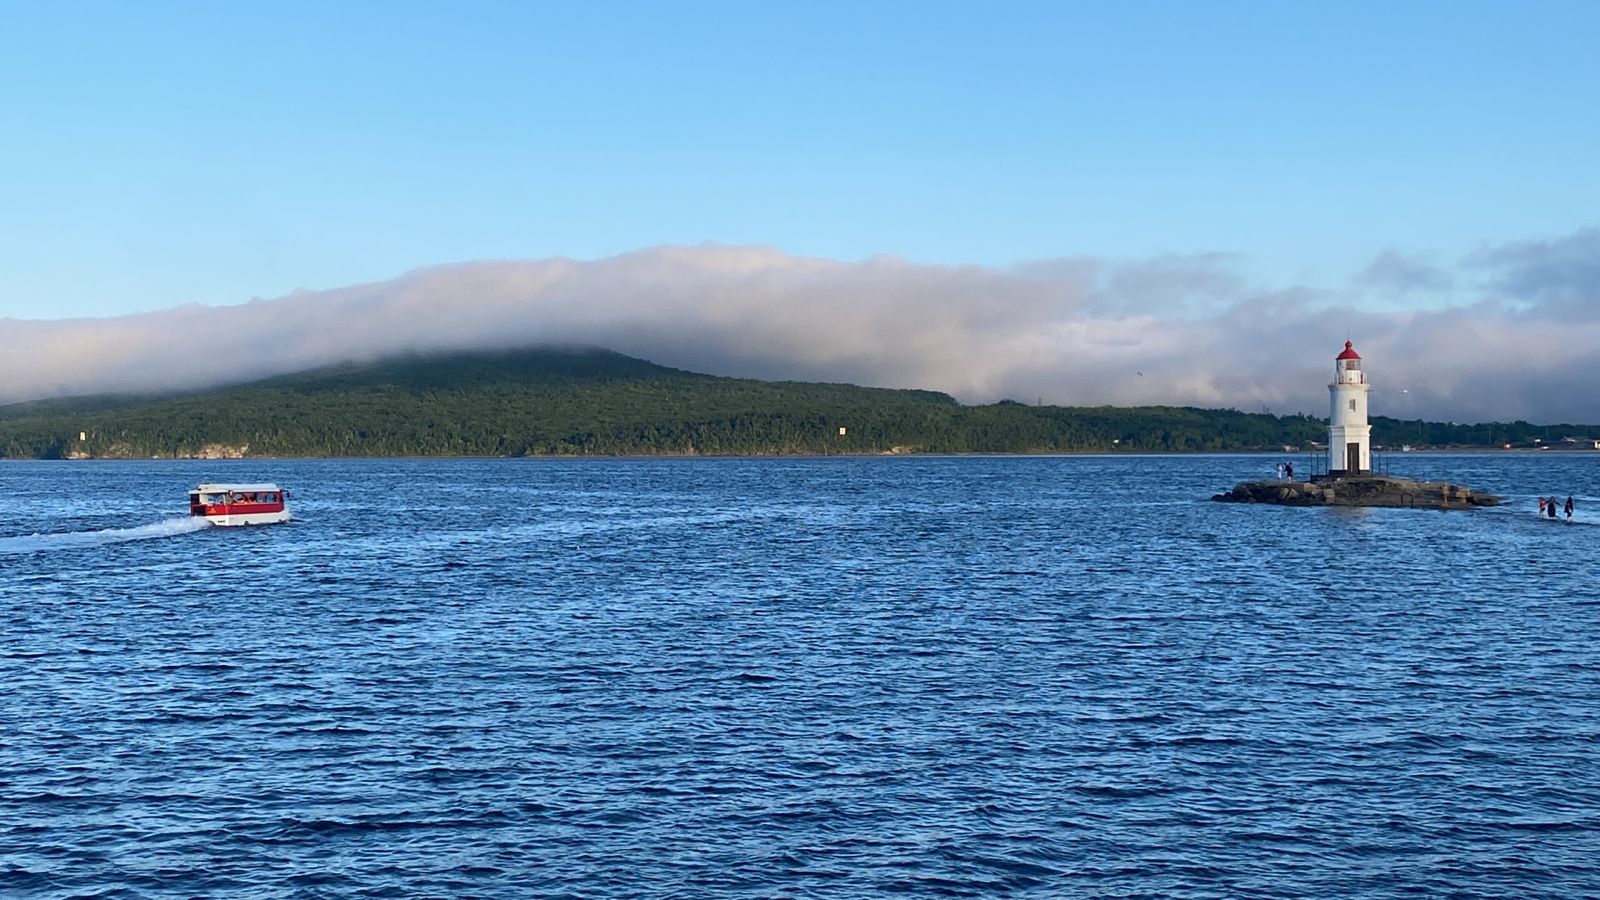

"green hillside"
[0, 347, 1591, 458]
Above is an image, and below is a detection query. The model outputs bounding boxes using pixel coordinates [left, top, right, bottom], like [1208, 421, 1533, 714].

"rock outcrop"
[1212, 475, 1501, 509]
[190, 443, 250, 459]
[62, 442, 251, 460]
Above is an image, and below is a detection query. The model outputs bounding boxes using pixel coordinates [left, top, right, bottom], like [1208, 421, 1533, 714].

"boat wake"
[0, 517, 212, 555]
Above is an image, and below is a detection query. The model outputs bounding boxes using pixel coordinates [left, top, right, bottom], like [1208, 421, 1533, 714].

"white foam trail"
[0, 516, 212, 555]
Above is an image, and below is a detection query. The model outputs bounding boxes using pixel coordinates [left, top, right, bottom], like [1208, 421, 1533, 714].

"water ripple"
[2, 455, 1599, 897]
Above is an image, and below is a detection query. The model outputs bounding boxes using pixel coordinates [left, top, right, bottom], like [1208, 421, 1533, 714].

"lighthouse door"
[1347, 442, 1360, 474]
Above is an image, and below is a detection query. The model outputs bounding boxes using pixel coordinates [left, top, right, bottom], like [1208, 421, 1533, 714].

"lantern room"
[1334, 340, 1365, 385]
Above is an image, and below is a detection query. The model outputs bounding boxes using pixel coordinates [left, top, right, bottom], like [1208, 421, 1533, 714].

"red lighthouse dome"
[1336, 340, 1361, 361]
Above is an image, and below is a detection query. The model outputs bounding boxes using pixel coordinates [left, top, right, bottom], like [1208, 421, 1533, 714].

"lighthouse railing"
[1303, 446, 1327, 481]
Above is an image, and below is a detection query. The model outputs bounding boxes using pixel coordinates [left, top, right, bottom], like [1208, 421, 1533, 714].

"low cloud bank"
[3, 237, 1598, 423]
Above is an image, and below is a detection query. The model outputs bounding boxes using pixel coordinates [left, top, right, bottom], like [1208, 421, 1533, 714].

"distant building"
[1327, 341, 1371, 475]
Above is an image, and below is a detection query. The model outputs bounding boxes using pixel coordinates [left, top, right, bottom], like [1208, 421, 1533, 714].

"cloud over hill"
[3, 236, 1599, 423]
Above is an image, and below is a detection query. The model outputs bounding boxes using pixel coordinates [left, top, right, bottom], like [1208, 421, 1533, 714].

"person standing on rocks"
[1285, 462, 1294, 481]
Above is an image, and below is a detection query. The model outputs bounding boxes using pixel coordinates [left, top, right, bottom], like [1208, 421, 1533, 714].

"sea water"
[2, 455, 1597, 898]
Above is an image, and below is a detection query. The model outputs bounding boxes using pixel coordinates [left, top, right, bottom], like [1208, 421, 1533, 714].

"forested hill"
[0, 347, 1592, 458]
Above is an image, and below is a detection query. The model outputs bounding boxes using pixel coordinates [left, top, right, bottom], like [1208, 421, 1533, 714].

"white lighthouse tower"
[1327, 340, 1371, 476]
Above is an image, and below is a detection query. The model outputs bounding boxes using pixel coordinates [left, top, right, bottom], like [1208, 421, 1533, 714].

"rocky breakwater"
[1213, 475, 1502, 509]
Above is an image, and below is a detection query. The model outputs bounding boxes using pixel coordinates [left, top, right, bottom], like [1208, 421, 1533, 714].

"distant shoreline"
[5, 447, 1597, 462]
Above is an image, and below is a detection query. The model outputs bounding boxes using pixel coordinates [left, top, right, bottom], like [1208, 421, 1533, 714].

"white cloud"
[1467, 227, 1600, 319]
[2, 239, 1599, 423]
[1356, 250, 1453, 294]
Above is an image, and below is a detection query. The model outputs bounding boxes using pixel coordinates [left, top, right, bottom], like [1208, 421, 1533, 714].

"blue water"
[2, 454, 1598, 898]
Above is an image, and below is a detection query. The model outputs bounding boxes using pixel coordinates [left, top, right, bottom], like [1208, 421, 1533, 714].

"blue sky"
[2, 1, 1597, 319]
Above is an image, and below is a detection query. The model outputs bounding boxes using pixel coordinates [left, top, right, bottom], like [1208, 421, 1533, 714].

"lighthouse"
[1213, 338, 1502, 507]
[1328, 340, 1371, 475]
